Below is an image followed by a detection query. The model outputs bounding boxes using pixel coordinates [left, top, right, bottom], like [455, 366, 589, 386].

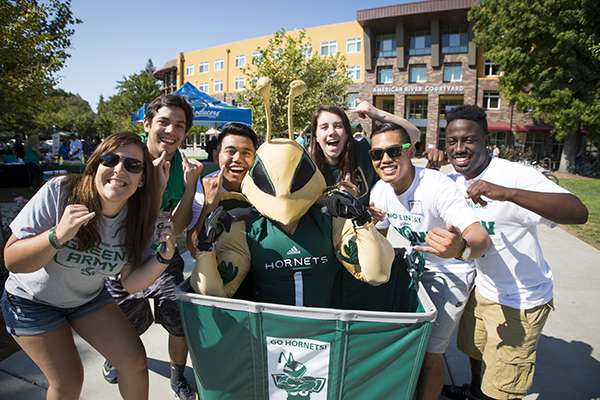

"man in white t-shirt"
[68, 132, 83, 163]
[440, 105, 588, 400]
[368, 122, 492, 400]
[186, 123, 257, 258]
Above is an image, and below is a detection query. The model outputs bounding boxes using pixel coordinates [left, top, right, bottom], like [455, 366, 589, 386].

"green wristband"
[48, 226, 65, 250]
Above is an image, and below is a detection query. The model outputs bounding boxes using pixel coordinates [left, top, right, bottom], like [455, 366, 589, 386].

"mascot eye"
[290, 153, 316, 193]
[250, 157, 276, 197]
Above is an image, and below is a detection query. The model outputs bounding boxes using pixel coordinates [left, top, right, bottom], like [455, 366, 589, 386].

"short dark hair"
[216, 123, 258, 152]
[446, 105, 488, 136]
[145, 94, 194, 133]
[371, 122, 411, 144]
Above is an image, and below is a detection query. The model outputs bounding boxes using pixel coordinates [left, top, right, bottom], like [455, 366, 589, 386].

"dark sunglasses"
[99, 152, 144, 174]
[368, 143, 411, 161]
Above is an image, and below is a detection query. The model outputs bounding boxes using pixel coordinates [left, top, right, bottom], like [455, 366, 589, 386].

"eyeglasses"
[99, 152, 144, 174]
[368, 143, 411, 161]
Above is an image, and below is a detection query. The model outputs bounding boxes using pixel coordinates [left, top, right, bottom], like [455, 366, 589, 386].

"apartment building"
[154, 0, 562, 160]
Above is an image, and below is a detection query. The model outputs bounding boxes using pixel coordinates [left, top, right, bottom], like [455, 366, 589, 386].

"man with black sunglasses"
[368, 122, 492, 400]
[103, 94, 202, 400]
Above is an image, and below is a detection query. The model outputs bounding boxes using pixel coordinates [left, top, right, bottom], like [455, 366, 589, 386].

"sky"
[57, 0, 420, 111]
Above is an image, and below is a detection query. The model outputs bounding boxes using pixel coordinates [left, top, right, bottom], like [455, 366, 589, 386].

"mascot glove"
[195, 206, 236, 252]
[322, 190, 372, 227]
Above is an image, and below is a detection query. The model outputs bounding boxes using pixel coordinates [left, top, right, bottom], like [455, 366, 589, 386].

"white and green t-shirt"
[372, 167, 479, 273]
[447, 157, 570, 309]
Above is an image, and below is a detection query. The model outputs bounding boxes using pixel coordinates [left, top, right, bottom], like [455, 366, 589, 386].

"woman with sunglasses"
[310, 99, 421, 208]
[2, 131, 176, 400]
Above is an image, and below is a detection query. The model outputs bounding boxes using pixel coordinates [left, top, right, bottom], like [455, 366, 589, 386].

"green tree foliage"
[237, 29, 352, 137]
[0, 0, 80, 129]
[32, 89, 96, 138]
[469, 0, 600, 172]
[97, 59, 161, 136]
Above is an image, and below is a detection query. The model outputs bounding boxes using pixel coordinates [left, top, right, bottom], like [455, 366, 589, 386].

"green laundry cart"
[176, 249, 436, 400]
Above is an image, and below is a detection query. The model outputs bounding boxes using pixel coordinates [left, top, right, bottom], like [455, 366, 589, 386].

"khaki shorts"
[457, 287, 552, 400]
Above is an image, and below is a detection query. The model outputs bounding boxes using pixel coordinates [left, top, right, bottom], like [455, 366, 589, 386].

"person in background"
[83, 135, 97, 163]
[437, 105, 588, 400]
[58, 137, 71, 163]
[68, 132, 83, 164]
[103, 94, 202, 400]
[14, 134, 25, 160]
[204, 136, 218, 162]
[295, 131, 306, 147]
[2, 131, 174, 400]
[492, 144, 500, 159]
[368, 122, 491, 400]
[24, 134, 45, 191]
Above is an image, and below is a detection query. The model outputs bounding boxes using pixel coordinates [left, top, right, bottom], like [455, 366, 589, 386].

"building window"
[347, 38, 362, 53]
[376, 34, 396, 58]
[186, 64, 194, 76]
[489, 131, 507, 148]
[443, 64, 462, 82]
[442, 28, 468, 54]
[302, 44, 313, 58]
[215, 58, 224, 71]
[198, 82, 209, 93]
[346, 93, 359, 109]
[347, 65, 361, 81]
[214, 80, 223, 92]
[235, 54, 245, 68]
[408, 98, 428, 119]
[377, 66, 394, 84]
[235, 77, 245, 90]
[483, 91, 501, 110]
[515, 131, 545, 160]
[408, 31, 431, 55]
[409, 65, 427, 83]
[439, 98, 463, 119]
[483, 59, 500, 76]
[252, 51, 262, 64]
[321, 41, 337, 56]
[198, 61, 209, 73]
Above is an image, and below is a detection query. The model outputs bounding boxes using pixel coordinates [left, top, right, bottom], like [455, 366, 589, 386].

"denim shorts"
[2, 287, 115, 336]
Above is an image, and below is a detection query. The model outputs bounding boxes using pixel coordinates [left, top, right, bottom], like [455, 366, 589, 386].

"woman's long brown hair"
[310, 105, 356, 183]
[59, 132, 160, 269]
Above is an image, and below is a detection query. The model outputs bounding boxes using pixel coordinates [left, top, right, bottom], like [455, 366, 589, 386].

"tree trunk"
[558, 128, 581, 173]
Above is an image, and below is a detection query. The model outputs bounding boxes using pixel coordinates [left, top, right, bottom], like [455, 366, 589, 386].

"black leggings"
[25, 162, 42, 187]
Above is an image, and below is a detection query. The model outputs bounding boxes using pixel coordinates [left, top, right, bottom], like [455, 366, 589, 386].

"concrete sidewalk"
[1, 225, 599, 399]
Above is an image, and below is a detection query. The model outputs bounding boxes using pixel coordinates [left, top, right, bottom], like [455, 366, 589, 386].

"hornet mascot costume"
[191, 77, 394, 307]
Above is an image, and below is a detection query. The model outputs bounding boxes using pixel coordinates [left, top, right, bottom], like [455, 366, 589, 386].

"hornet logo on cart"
[267, 337, 330, 399]
[272, 352, 326, 399]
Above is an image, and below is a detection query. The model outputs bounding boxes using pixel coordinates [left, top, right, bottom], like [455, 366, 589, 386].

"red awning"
[487, 123, 511, 131]
[515, 124, 553, 133]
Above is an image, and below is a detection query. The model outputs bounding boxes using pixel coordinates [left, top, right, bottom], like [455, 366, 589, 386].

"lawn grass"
[0, 187, 38, 203]
[558, 178, 600, 250]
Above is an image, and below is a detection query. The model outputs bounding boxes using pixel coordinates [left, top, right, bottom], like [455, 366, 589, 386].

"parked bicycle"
[518, 158, 559, 185]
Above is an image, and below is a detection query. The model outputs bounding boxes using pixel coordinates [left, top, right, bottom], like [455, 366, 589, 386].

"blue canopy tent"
[131, 82, 252, 128]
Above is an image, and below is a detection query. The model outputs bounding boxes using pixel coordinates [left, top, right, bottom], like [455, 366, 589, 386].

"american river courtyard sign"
[373, 85, 465, 93]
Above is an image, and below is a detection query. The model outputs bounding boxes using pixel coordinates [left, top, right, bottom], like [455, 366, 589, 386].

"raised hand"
[466, 179, 508, 207]
[180, 148, 203, 191]
[201, 165, 225, 214]
[54, 205, 96, 246]
[153, 151, 171, 192]
[337, 173, 358, 198]
[414, 221, 464, 259]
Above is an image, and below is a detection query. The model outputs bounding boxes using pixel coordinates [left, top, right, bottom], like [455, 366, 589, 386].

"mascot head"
[241, 77, 326, 225]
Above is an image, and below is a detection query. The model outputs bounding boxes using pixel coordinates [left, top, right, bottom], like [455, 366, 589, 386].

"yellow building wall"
[179, 21, 365, 96]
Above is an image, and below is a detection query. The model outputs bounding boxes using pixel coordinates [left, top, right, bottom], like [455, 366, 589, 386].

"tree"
[237, 29, 352, 137]
[469, 0, 600, 173]
[32, 89, 96, 138]
[97, 60, 161, 136]
[0, 0, 80, 129]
